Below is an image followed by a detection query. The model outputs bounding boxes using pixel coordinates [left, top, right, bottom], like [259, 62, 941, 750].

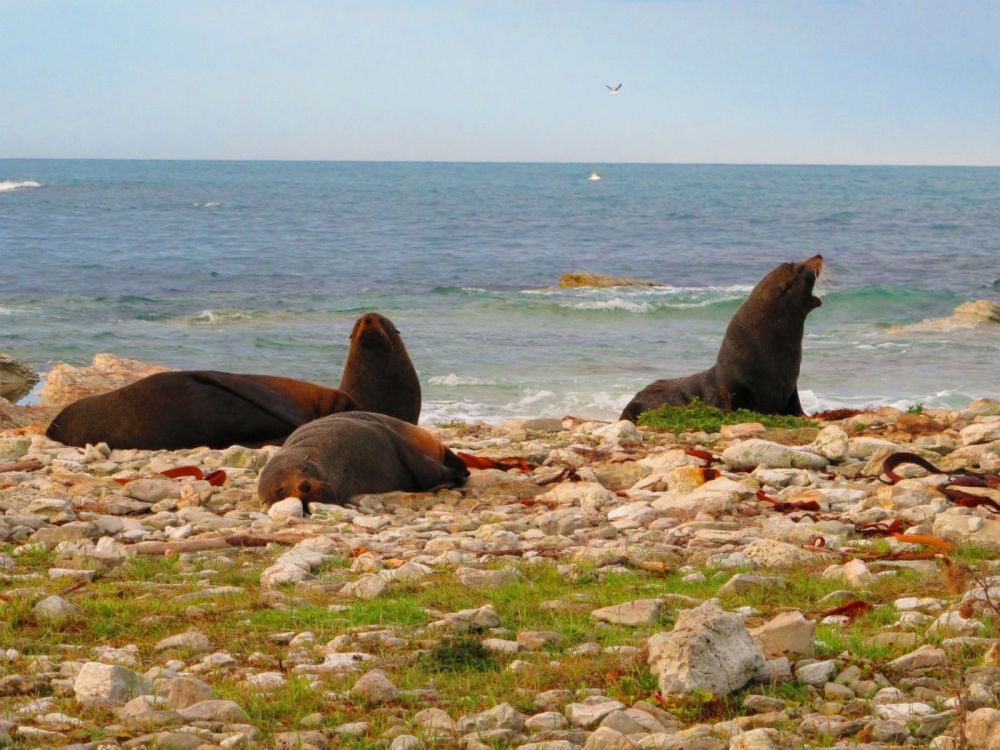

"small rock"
[591, 599, 663, 626]
[352, 670, 399, 707]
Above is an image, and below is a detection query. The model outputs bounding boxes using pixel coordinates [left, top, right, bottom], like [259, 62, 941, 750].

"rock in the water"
[559, 272, 659, 288]
[0, 353, 39, 402]
[647, 600, 765, 697]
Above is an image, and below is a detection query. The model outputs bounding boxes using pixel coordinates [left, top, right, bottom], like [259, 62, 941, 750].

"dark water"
[2, 160, 998, 422]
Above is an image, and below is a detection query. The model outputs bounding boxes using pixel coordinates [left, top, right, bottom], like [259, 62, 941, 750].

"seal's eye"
[299, 481, 312, 495]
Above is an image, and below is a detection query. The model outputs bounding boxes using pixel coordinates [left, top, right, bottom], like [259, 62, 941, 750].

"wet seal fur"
[257, 411, 469, 511]
[621, 255, 824, 422]
[46, 371, 356, 450]
[339, 312, 422, 424]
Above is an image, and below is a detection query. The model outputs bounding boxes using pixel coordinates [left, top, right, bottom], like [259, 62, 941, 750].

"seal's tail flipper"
[395, 441, 469, 492]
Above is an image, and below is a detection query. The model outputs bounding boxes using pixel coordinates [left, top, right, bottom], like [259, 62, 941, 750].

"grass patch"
[419, 636, 498, 673]
[637, 399, 817, 433]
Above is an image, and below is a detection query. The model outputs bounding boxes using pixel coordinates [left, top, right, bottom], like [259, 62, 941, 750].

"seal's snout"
[804, 255, 824, 276]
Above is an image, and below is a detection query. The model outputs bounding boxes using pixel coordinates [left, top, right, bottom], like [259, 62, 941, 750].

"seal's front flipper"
[192, 371, 311, 429]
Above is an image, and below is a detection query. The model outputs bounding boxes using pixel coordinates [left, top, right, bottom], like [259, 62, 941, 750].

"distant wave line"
[0, 180, 41, 192]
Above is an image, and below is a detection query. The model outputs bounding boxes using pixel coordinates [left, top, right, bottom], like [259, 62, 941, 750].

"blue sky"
[3, 1, 998, 165]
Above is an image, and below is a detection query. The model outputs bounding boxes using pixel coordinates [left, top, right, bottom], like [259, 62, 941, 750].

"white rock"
[966, 707, 1000, 749]
[565, 697, 626, 728]
[245, 672, 287, 689]
[749, 611, 815, 658]
[267, 497, 304, 520]
[813, 425, 850, 462]
[722, 439, 827, 471]
[33, 595, 81, 621]
[341, 574, 390, 600]
[647, 600, 765, 697]
[591, 599, 663, 626]
[961, 421, 1000, 446]
[843, 558, 874, 588]
[795, 659, 837, 686]
[73, 662, 153, 707]
[743, 539, 824, 570]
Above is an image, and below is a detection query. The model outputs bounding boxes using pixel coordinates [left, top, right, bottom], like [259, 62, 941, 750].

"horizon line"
[2, 156, 998, 169]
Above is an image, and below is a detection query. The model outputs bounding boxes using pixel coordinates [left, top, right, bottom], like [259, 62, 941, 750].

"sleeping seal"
[257, 411, 469, 511]
[621, 255, 823, 422]
[46, 371, 356, 450]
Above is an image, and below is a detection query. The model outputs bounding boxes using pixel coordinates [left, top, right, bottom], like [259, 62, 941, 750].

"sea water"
[1, 160, 998, 423]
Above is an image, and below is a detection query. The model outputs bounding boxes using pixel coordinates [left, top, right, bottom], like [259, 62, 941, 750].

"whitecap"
[560, 298, 656, 313]
[189, 309, 252, 325]
[428, 373, 494, 387]
[0, 180, 41, 193]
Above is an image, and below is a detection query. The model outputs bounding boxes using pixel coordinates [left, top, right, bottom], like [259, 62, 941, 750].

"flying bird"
[605, 83, 622, 94]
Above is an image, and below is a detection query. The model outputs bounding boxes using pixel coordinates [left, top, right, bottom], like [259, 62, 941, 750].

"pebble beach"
[3, 355, 1000, 749]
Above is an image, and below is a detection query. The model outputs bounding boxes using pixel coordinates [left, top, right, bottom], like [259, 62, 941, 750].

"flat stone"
[73, 662, 153, 707]
[154, 630, 213, 653]
[718, 574, 788, 595]
[591, 598, 663, 626]
[749, 611, 815, 658]
[176, 699, 250, 723]
[566, 697, 627, 728]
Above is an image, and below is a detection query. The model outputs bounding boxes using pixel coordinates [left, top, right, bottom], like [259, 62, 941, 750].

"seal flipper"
[781, 388, 804, 416]
[191, 371, 312, 429]
[393, 440, 470, 492]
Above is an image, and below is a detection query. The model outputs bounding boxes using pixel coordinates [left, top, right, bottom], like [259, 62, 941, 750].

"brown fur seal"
[257, 411, 469, 511]
[621, 255, 823, 422]
[46, 371, 356, 450]
[338, 312, 421, 424]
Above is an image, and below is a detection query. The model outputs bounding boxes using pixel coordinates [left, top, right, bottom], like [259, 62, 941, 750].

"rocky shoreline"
[2, 355, 1000, 749]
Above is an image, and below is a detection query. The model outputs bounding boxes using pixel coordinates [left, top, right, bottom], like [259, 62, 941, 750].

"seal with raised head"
[338, 312, 421, 424]
[257, 411, 469, 511]
[621, 255, 824, 422]
[46, 371, 356, 450]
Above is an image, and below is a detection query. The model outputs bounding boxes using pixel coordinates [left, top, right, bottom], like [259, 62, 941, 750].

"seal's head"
[257, 450, 341, 512]
[751, 254, 824, 314]
[349, 312, 403, 354]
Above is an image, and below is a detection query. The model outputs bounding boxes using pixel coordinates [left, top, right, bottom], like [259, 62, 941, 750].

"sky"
[2, 1, 998, 165]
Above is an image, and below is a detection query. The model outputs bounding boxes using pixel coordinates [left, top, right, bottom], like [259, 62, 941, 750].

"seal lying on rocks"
[339, 312, 422, 424]
[257, 411, 469, 511]
[621, 255, 823, 422]
[46, 371, 356, 450]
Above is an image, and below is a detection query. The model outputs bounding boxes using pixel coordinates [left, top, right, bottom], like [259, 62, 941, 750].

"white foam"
[190, 309, 252, 325]
[0, 180, 41, 193]
[428, 373, 494, 387]
[560, 298, 656, 313]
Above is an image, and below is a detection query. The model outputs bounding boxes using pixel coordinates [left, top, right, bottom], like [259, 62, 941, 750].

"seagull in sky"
[605, 83, 622, 94]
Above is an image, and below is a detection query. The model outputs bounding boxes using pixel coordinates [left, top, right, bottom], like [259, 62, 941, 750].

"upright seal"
[621, 255, 824, 422]
[257, 411, 469, 511]
[46, 371, 356, 450]
[339, 312, 422, 424]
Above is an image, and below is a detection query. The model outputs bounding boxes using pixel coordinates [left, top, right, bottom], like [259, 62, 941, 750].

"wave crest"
[0, 180, 41, 193]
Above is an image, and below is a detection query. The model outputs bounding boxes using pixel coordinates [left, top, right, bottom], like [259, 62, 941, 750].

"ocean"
[1, 160, 998, 424]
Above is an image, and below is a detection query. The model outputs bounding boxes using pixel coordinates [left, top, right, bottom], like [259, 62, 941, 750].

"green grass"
[637, 399, 817, 433]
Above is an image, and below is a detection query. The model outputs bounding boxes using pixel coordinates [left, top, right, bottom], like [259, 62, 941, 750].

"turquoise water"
[2, 160, 998, 422]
